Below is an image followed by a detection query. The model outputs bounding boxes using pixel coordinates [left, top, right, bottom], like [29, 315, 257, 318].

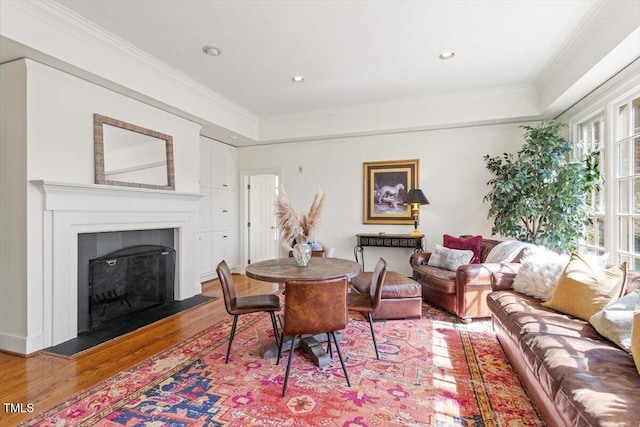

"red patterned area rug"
[21, 304, 543, 426]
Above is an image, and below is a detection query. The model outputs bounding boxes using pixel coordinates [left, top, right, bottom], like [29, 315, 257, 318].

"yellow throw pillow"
[632, 312, 640, 375]
[542, 253, 627, 321]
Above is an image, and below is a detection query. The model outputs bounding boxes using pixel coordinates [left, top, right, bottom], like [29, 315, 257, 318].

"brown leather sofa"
[350, 271, 422, 320]
[488, 270, 640, 427]
[410, 238, 524, 322]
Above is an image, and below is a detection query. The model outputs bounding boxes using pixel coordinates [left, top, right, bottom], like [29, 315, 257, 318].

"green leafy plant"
[483, 121, 600, 251]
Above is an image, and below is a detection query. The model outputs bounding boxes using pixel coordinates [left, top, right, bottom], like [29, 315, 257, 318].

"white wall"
[22, 60, 200, 192]
[0, 58, 28, 351]
[0, 59, 202, 354]
[238, 123, 527, 275]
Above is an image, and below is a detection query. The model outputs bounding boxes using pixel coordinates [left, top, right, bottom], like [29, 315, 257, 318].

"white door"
[249, 174, 278, 263]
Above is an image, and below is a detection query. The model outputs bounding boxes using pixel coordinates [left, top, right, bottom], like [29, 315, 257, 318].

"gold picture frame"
[363, 159, 419, 224]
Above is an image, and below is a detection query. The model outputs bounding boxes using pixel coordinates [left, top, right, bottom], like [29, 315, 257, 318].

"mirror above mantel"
[94, 114, 175, 191]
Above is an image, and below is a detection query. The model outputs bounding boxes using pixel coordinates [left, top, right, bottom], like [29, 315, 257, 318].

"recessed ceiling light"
[439, 51, 455, 60]
[202, 45, 222, 56]
[291, 76, 305, 83]
[230, 135, 238, 140]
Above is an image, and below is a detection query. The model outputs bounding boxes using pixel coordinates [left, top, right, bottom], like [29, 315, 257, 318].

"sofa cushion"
[555, 370, 640, 427]
[543, 253, 627, 321]
[487, 290, 603, 344]
[443, 234, 482, 264]
[351, 271, 421, 299]
[520, 332, 640, 426]
[589, 289, 640, 352]
[427, 244, 474, 271]
[412, 265, 457, 294]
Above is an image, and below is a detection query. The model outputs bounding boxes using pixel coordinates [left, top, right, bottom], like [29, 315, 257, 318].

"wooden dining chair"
[277, 276, 350, 397]
[347, 258, 387, 359]
[216, 260, 281, 363]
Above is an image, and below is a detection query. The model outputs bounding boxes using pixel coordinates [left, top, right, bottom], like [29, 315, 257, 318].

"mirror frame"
[94, 114, 175, 191]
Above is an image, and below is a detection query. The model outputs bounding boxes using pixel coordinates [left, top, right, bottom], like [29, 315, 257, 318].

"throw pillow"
[542, 253, 627, 321]
[484, 240, 534, 263]
[443, 234, 483, 264]
[427, 244, 474, 272]
[632, 312, 640, 375]
[512, 246, 569, 301]
[589, 289, 640, 352]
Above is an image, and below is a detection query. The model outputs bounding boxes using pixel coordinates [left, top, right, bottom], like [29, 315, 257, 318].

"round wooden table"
[245, 257, 362, 283]
[245, 257, 362, 366]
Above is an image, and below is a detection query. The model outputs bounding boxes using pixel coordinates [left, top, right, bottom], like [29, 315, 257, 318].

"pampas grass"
[275, 188, 326, 245]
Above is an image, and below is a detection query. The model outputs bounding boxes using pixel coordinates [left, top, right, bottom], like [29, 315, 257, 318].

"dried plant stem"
[275, 189, 326, 245]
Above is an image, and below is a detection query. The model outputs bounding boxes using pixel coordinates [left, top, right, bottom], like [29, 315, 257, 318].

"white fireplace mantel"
[34, 180, 202, 348]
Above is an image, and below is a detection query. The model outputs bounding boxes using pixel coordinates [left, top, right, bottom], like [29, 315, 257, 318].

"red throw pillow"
[443, 234, 483, 264]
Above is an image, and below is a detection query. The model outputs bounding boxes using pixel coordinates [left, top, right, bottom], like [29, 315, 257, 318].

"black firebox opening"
[88, 245, 175, 330]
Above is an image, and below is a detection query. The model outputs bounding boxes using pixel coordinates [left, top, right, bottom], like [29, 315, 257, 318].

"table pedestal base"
[259, 332, 344, 368]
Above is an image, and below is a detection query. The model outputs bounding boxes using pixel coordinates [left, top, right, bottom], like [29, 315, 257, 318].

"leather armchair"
[410, 238, 523, 323]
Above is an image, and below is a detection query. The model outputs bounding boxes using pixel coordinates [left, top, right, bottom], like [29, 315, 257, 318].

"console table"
[354, 233, 424, 267]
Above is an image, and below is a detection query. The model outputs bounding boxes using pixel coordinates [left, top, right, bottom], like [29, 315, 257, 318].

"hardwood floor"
[0, 275, 280, 425]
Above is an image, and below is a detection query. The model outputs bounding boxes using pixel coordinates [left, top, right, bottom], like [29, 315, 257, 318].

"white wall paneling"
[199, 136, 239, 279]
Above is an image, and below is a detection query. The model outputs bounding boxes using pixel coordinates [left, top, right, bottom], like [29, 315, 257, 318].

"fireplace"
[88, 245, 175, 330]
[25, 180, 203, 354]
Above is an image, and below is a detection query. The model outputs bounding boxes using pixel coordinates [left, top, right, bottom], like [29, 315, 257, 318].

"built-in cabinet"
[199, 136, 238, 280]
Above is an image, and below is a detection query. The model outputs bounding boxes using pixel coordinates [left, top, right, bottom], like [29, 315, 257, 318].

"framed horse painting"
[363, 159, 419, 224]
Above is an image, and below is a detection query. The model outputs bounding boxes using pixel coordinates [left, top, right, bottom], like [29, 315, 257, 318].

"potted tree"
[483, 121, 600, 251]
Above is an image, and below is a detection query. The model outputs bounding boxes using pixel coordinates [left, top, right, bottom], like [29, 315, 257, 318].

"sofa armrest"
[457, 263, 522, 291]
[482, 263, 522, 290]
[491, 264, 522, 291]
[410, 252, 432, 267]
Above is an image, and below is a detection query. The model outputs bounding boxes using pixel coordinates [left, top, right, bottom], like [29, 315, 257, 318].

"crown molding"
[257, 84, 540, 143]
[533, 1, 606, 85]
[535, 0, 640, 113]
[1, 0, 259, 142]
[3, 0, 636, 146]
[36, 1, 258, 121]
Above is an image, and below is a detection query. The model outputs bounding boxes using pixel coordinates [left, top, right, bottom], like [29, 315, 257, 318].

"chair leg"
[367, 313, 380, 359]
[331, 331, 350, 387]
[225, 315, 239, 363]
[282, 335, 298, 397]
[326, 332, 333, 358]
[269, 312, 280, 349]
[276, 330, 286, 365]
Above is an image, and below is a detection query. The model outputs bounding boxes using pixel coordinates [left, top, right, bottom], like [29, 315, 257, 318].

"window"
[576, 113, 605, 256]
[573, 90, 640, 265]
[615, 96, 640, 269]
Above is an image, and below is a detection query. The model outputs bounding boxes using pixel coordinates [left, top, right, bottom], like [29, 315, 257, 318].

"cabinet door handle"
[222, 210, 228, 213]
[223, 184, 228, 187]
[223, 235, 228, 238]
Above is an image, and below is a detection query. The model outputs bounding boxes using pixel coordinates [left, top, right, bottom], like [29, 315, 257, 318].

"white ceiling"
[1, 0, 638, 145]
[54, 0, 598, 117]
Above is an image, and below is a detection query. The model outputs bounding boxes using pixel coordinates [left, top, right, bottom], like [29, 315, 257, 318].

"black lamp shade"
[405, 189, 429, 205]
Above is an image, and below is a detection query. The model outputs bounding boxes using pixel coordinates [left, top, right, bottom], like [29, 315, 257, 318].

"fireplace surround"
[34, 180, 202, 350]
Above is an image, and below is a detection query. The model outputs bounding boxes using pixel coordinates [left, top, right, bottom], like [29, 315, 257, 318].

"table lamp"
[404, 189, 429, 236]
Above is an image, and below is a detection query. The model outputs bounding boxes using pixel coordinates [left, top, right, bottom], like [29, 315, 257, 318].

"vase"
[292, 242, 312, 267]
